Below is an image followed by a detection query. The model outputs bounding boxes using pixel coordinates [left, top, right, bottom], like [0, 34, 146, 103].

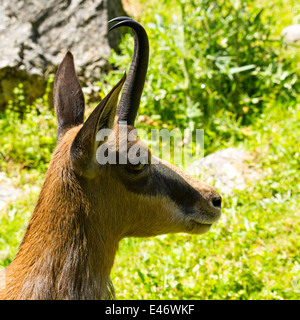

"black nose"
[212, 196, 222, 209]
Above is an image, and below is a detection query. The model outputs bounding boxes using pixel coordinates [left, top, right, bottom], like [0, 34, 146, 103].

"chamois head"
[0, 17, 222, 300]
[53, 17, 221, 238]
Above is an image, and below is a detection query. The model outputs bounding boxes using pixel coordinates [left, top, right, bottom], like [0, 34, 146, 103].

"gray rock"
[281, 24, 300, 43]
[187, 148, 260, 196]
[0, 0, 126, 109]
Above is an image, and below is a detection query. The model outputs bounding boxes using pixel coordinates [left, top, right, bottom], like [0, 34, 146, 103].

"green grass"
[111, 101, 300, 300]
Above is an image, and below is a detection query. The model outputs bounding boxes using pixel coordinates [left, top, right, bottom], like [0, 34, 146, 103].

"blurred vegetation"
[0, 0, 300, 299]
[103, 0, 300, 154]
[0, 75, 56, 174]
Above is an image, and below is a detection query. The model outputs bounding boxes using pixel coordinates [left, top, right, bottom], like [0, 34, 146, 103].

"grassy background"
[0, 0, 300, 299]
[112, 100, 300, 299]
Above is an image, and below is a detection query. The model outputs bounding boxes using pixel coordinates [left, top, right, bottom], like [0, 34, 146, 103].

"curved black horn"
[109, 17, 149, 126]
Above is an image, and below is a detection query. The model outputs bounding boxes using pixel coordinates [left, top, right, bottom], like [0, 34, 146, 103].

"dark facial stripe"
[117, 163, 200, 214]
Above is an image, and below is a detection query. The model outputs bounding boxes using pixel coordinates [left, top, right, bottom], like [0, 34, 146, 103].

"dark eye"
[128, 162, 148, 173]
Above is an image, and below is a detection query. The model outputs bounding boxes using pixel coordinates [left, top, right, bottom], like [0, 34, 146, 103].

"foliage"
[104, 0, 299, 135]
[112, 100, 300, 300]
[0, 75, 56, 174]
[0, 105, 56, 174]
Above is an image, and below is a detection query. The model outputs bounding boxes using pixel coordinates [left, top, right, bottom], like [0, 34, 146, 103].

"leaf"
[228, 64, 256, 74]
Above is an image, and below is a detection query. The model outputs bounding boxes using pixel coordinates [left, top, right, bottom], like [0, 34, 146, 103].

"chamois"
[0, 17, 222, 300]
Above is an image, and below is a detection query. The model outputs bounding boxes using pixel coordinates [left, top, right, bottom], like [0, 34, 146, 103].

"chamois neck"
[4, 158, 119, 300]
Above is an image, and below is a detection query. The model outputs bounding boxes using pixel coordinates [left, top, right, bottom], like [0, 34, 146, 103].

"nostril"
[212, 196, 222, 209]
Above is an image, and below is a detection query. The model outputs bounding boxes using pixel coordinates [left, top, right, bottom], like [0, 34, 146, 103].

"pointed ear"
[70, 73, 126, 173]
[54, 51, 85, 141]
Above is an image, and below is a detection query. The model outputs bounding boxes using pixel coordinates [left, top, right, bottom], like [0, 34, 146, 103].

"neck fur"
[3, 157, 118, 300]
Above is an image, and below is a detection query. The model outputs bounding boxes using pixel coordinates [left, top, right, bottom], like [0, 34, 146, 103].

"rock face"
[281, 25, 300, 43]
[187, 148, 260, 196]
[0, 0, 126, 109]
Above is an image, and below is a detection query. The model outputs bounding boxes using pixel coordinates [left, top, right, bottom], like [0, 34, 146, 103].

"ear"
[53, 51, 85, 141]
[70, 73, 126, 174]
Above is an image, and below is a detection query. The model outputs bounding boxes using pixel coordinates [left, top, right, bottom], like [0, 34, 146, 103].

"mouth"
[182, 206, 221, 235]
[188, 220, 213, 235]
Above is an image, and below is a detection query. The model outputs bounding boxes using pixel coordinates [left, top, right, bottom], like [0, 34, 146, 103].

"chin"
[187, 221, 213, 235]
